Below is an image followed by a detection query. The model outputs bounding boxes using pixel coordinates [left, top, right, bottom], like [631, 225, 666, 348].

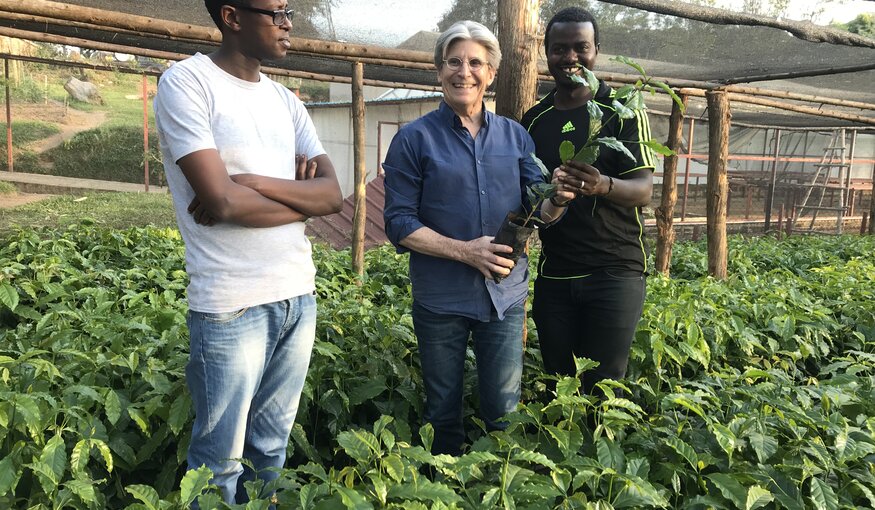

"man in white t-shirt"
[153, 0, 341, 504]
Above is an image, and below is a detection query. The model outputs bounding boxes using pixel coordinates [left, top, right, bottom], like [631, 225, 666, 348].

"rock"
[63, 77, 103, 104]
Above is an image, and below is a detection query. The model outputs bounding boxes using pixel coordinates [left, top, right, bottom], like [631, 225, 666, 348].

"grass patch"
[0, 120, 61, 146]
[0, 192, 176, 233]
[0, 181, 16, 195]
[39, 126, 164, 185]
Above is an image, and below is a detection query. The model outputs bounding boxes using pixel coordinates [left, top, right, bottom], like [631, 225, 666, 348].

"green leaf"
[0, 283, 18, 311]
[710, 423, 737, 459]
[337, 429, 380, 464]
[180, 465, 214, 506]
[349, 376, 387, 405]
[70, 439, 91, 475]
[707, 473, 747, 508]
[649, 80, 685, 113]
[388, 479, 462, 503]
[40, 434, 68, 485]
[809, 477, 838, 510]
[611, 55, 646, 77]
[529, 152, 551, 180]
[419, 423, 434, 452]
[0, 454, 22, 496]
[104, 389, 122, 425]
[555, 376, 580, 397]
[583, 66, 600, 96]
[664, 437, 699, 471]
[91, 439, 113, 473]
[335, 487, 373, 510]
[611, 100, 636, 120]
[168, 392, 192, 436]
[381, 453, 404, 483]
[511, 450, 558, 471]
[559, 141, 575, 163]
[66, 478, 97, 504]
[125, 484, 160, 510]
[745, 486, 774, 510]
[597, 137, 635, 162]
[596, 437, 624, 471]
[642, 139, 676, 157]
[747, 431, 778, 463]
[572, 144, 600, 165]
[613, 85, 636, 100]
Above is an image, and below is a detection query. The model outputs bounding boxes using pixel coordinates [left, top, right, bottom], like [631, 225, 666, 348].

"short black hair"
[544, 7, 600, 50]
[204, 0, 248, 30]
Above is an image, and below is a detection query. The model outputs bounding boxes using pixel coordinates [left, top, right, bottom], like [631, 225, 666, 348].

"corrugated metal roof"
[307, 175, 389, 250]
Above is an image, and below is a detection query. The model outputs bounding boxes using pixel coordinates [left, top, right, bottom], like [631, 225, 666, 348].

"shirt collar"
[439, 100, 491, 129]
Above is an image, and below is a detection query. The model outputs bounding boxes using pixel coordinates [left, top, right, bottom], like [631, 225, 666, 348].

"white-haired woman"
[383, 20, 543, 456]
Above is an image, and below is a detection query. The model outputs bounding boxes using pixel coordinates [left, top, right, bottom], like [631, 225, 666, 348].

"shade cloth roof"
[0, 0, 873, 128]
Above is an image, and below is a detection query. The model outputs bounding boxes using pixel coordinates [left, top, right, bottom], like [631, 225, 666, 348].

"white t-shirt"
[154, 53, 325, 313]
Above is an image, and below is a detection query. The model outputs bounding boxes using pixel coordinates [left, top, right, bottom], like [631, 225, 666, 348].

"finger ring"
[579, 181, 586, 190]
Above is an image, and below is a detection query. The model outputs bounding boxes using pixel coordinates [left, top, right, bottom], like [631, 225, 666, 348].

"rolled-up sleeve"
[382, 130, 424, 253]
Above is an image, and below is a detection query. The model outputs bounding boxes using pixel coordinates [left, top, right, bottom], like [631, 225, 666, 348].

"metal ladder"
[790, 129, 850, 234]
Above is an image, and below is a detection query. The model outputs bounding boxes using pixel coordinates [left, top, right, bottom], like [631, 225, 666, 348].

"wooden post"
[495, 0, 540, 121]
[862, 212, 868, 235]
[681, 118, 695, 221]
[655, 95, 686, 275]
[745, 185, 752, 220]
[706, 90, 730, 280]
[142, 74, 150, 192]
[777, 204, 784, 240]
[5, 58, 12, 173]
[351, 62, 367, 277]
[765, 129, 781, 232]
[869, 161, 875, 235]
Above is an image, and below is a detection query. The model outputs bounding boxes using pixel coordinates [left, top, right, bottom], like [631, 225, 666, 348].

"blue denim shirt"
[383, 102, 543, 321]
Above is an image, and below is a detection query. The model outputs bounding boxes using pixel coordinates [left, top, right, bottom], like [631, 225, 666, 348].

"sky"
[322, 0, 874, 46]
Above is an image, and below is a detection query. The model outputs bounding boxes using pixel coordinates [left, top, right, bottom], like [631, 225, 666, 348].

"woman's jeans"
[412, 301, 525, 456]
[185, 293, 316, 505]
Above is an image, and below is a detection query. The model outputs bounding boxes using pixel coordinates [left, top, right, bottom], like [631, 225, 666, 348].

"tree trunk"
[495, 0, 540, 122]
[351, 62, 366, 277]
[655, 95, 687, 276]
[706, 90, 730, 280]
[870, 161, 875, 235]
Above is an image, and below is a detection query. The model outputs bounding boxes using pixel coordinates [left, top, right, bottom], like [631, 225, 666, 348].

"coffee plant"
[1, 224, 873, 508]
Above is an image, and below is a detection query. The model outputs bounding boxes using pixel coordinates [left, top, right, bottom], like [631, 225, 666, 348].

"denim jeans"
[533, 270, 646, 394]
[411, 301, 525, 456]
[185, 293, 316, 505]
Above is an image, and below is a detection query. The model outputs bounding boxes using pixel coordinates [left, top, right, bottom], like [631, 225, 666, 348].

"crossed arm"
[179, 149, 342, 228]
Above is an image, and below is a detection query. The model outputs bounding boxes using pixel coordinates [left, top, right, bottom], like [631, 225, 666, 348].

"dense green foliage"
[37, 128, 164, 185]
[0, 227, 873, 509]
[0, 121, 61, 173]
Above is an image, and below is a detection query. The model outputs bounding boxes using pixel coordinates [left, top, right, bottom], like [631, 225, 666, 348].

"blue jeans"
[185, 293, 316, 505]
[411, 301, 525, 456]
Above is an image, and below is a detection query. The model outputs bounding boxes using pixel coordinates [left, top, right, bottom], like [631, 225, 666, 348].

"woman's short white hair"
[434, 20, 502, 70]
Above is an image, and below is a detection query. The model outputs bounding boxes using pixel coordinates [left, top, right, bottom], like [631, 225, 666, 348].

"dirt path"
[26, 109, 108, 154]
[0, 192, 53, 209]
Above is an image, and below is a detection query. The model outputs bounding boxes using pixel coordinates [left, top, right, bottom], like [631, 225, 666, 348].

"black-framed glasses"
[233, 4, 295, 26]
[442, 57, 488, 72]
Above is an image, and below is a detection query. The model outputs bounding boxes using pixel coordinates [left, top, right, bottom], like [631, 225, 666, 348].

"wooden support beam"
[765, 129, 782, 231]
[655, 95, 687, 275]
[496, 0, 540, 122]
[351, 62, 366, 277]
[679, 88, 875, 126]
[706, 90, 730, 279]
[142, 74, 149, 192]
[4, 58, 11, 172]
[870, 161, 875, 235]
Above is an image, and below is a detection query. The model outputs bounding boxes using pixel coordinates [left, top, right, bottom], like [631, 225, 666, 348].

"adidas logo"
[561, 121, 575, 133]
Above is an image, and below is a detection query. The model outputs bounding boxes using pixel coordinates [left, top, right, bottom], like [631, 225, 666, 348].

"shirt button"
[480, 190, 486, 195]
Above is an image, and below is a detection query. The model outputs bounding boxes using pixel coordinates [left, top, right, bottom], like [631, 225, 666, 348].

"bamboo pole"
[351, 62, 366, 277]
[870, 161, 875, 235]
[681, 118, 695, 221]
[142, 74, 150, 192]
[706, 90, 730, 280]
[765, 129, 782, 232]
[655, 95, 687, 275]
[0, 29, 443, 93]
[496, 0, 540, 122]
[5, 59, 11, 173]
[679, 88, 875, 126]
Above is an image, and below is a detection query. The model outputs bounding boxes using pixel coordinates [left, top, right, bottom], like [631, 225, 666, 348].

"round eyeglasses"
[442, 57, 488, 72]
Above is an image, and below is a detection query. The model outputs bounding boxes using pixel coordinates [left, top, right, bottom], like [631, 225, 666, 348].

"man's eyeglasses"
[234, 4, 295, 26]
[442, 57, 488, 72]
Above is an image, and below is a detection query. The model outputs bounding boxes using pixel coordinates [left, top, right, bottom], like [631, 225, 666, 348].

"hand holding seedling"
[460, 236, 515, 279]
[557, 160, 608, 197]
